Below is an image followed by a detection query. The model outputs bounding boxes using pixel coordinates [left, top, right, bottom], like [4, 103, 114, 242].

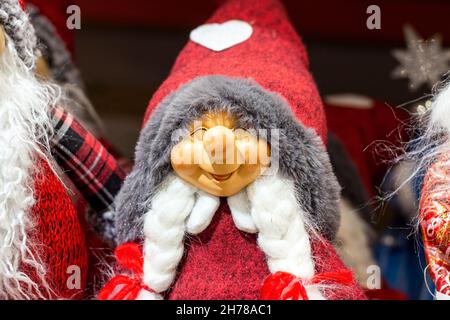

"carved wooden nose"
[202, 126, 236, 164]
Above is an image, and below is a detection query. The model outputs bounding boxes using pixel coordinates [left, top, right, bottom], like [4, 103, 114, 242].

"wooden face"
[0, 26, 5, 56]
[171, 112, 270, 197]
[35, 56, 50, 78]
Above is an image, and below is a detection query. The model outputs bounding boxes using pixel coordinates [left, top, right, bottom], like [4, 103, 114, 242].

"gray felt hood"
[114, 75, 341, 244]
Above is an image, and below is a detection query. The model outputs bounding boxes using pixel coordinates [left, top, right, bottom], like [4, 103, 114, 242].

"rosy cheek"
[257, 140, 271, 167]
[236, 138, 270, 166]
[171, 140, 209, 173]
[171, 142, 195, 169]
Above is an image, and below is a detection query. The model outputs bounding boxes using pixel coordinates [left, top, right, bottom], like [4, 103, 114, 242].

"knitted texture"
[0, 0, 37, 68]
[29, 160, 88, 299]
[167, 200, 366, 300]
[143, 0, 326, 142]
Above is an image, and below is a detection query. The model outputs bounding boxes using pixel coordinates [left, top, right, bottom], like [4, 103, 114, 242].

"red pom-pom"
[97, 243, 152, 300]
[261, 272, 308, 300]
[115, 242, 143, 275]
[261, 270, 355, 300]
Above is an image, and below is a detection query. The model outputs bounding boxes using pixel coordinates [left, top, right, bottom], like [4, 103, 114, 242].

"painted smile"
[211, 172, 234, 181]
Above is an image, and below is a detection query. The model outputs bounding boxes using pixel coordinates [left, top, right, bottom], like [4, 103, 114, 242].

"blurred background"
[59, 0, 449, 157]
[28, 0, 450, 300]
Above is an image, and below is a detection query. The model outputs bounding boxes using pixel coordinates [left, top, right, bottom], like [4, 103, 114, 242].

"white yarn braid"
[246, 174, 326, 300]
[228, 189, 257, 233]
[142, 175, 219, 298]
[186, 191, 220, 235]
[141, 173, 325, 299]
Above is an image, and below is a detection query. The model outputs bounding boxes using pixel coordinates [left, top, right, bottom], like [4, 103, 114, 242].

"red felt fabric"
[143, 0, 327, 143]
[168, 200, 366, 300]
[28, 160, 89, 299]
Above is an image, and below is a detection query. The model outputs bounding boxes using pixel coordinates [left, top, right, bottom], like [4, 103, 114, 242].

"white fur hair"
[139, 173, 325, 300]
[430, 82, 450, 134]
[389, 81, 450, 218]
[0, 37, 59, 299]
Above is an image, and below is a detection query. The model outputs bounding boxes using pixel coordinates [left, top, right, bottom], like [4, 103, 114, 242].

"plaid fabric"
[50, 106, 126, 215]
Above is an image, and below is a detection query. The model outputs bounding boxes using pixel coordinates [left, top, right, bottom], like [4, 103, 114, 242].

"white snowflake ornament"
[392, 25, 450, 91]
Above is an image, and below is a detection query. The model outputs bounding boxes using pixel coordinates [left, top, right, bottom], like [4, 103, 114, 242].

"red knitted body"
[29, 160, 88, 299]
[168, 200, 366, 300]
[143, 0, 326, 142]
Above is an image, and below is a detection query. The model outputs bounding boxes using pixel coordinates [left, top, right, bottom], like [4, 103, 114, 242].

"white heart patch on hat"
[190, 20, 253, 52]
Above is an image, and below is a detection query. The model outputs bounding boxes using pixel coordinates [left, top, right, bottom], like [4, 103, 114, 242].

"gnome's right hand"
[97, 243, 162, 300]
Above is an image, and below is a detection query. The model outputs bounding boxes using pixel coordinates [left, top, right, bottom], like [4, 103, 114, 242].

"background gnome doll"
[99, 0, 366, 300]
[26, 1, 105, 138]
[0, 0, 90, 299]
[413, 82, 450, 300]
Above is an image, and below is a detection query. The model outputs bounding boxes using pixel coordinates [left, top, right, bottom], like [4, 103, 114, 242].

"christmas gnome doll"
[99, 0, 366, 300]
[0, 0, 126, 299]
[414, 82, 450, 300]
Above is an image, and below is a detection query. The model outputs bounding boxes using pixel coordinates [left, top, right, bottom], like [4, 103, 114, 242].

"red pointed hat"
[143, 0, 326, 142]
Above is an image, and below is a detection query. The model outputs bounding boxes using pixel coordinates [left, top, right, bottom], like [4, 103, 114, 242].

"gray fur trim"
[27, 4, 84, 88]
[86, 208, 116, 247]
[115, 75, 341, 244]
[0, 0, 37, 68]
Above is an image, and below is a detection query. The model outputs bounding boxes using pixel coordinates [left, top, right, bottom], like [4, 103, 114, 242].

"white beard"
[137, 173, 325, 300]
[0, 39, 59, 299]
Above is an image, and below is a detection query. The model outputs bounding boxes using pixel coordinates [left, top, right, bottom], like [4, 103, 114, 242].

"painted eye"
[233, 127, 249, 138]
[191, 127, 207, 139]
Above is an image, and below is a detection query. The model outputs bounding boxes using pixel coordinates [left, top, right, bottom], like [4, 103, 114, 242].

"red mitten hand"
[261, 270, 354, 300]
